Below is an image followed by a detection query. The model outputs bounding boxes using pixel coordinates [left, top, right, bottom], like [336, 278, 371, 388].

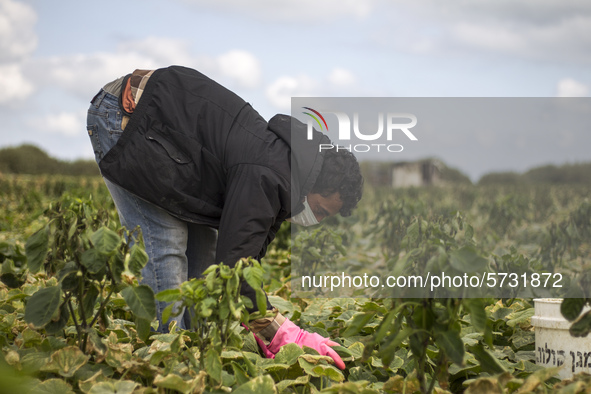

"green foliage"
[156, 258, 265, 386]
[1, 176, 591, 393]
[22, 194, 154, 351]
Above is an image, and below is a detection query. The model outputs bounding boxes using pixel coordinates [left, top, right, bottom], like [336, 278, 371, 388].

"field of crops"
[1, 173, 591, 393]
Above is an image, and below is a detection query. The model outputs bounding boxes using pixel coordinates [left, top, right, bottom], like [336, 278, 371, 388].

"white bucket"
[532, 298, 591, 379]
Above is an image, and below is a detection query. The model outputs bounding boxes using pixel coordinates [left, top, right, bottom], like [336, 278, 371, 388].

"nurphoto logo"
[301, 107, 418, 153]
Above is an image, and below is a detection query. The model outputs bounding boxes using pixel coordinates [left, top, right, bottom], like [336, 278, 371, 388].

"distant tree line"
[0, 144, 100, 176]
[479, 162, 591, 185]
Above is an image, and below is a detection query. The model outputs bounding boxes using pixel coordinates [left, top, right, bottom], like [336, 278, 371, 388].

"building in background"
[391, 159, 443, 188]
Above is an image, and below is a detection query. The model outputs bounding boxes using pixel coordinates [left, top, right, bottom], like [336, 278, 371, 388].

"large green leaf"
[81, 248, 106, 274]
[233, 375, 277, 394]
[32, 378, 75, 394]
[25, 226, 49, 273]
[135, 317, 151, 343]
[24, 285, 61, 328]
[87, 380, 138, 394]
[274, 343, 304, 365]
[44, 302, 69, 335]
[243, 265, 264, 290]
[121, 285, 156, 321]
[90, 227, 120, 256]
[435, 330, 465, 366]
[154, 374, 196, 394]
[204, 348, 222, 383]
[41, 346, 89, 378]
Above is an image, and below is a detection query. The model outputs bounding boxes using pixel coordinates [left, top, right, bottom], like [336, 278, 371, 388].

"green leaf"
[378, 326, 413, 367]
[233, 375, 277, 394]
[44, 302, 69, 335]
[449, 245, 488, 273]
[24, 285, 61, 328]
[90, 227, 120, 256]
[135, 317, 151, 343]
[274, 342, 304, 365]
[464, 298, 488, 333]
[32, 378, 75, 394]
[127, 244, 148, 276]
[153, 374, 197, 394]
[561, 298, 586, 322]
[231, 362, 250, 386]
[506, 308, 534, 327]
[342, 312, 375, 337]
[41, 346, 89, 378]
[58, 261, 80, 291]
[81, 248, 107, 274]
[243, 265, 264, 290]
[121, 285, 156, 321]
[204, 348, 222, 383]
[156, 288, 181, 303]
[435, 330, 465, 366]
[82, 284, 100, 317]
[469, 344, 507, 374]
[570, 310, 591, 337]
[255, 288, 267, 315]
[87, 380, 138, 394]
[161, 303, 175, 326]
[25, 226, 49, 273]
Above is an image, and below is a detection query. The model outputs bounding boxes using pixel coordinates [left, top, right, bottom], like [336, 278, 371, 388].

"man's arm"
[215, 163, 290, 309]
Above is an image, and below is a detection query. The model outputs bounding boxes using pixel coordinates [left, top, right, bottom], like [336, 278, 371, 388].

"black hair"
[311, 147, 364, 217]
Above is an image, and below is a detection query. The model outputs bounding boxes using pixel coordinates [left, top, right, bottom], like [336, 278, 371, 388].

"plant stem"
[67, 297, 83, 350]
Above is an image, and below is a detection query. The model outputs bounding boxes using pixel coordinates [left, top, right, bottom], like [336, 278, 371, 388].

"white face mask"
[287, 196, 319, 226]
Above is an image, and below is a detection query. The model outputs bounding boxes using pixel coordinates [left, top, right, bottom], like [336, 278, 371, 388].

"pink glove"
[253, 319, 346, 370]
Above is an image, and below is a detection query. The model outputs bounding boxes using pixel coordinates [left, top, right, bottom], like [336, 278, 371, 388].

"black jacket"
[99, 66, 328, 300]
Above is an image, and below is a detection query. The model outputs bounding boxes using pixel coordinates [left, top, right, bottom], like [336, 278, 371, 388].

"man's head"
[307, 147, 363, 220]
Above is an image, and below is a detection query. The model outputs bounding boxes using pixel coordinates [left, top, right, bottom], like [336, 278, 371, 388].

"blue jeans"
[87, 89, 217, 332]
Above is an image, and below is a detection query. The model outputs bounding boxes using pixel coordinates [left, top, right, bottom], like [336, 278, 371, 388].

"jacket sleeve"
[215, 163, 290, 311]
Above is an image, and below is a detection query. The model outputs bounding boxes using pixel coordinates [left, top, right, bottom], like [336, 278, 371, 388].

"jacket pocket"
[145, 127, 192, 164]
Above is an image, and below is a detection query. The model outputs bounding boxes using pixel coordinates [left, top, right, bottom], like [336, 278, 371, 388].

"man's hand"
[252, 318, 346, 370]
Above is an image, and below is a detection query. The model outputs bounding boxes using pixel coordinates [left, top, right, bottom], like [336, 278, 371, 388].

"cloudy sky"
[1, 0, 590, 180]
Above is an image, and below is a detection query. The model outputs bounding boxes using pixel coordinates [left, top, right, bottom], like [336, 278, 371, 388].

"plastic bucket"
[532, 298, 591, 379]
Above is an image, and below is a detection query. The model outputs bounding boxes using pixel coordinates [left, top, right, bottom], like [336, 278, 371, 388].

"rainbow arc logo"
[302, 107, 328, 132]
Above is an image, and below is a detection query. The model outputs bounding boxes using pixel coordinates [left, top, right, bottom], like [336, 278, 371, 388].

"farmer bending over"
[87, 66, 363, 369]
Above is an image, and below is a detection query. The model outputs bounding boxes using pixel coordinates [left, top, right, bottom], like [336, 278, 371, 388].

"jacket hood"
[267, 114, 331, 216]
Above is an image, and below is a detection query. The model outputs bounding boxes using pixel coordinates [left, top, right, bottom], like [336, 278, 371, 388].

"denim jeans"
[87, 89, 218, 332]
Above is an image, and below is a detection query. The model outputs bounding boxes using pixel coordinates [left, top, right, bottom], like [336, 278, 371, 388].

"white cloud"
[0, 0, 37, 62]
[117, 37, 194, 66]
[556, 78, 589, 97]
[29, 52, 159, 99]
[179, 0, 374, 21]
[25, 39, 263, 99]
[0, 63, 34, 103]
[266, 69, 362, 110]
[379, 0, 591, 64]
[26, 37, 195, 99]
[266, 75, 318, 110]
[29, 111, 86, 137]
[217, 50, 261, 88]
[328, 68, 356, 87]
